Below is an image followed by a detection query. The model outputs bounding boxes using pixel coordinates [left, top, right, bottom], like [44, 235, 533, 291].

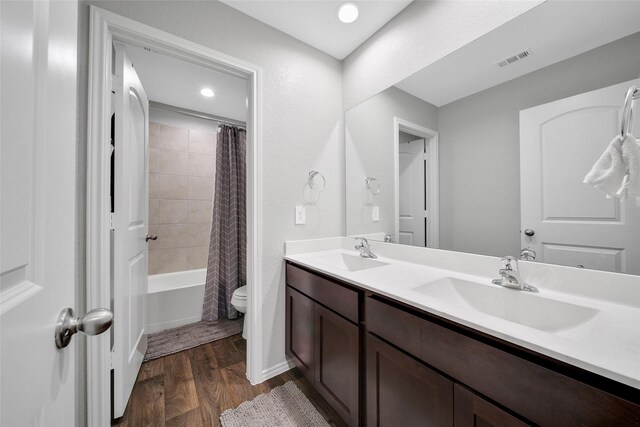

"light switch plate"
[295, 206, 306, 225]
[372, 206, 380, 222]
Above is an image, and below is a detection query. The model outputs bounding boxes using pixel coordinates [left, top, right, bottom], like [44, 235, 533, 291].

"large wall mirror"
[345, 1, 640, 275]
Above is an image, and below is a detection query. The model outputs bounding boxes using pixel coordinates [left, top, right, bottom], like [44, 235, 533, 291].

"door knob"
[55, 307, 113, 349]
[524, 229, 535, 237]
[145, 234, 157, 242]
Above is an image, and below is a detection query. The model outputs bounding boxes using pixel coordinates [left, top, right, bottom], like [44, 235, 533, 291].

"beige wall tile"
[150, 122, 188, 152]
[149, 248, 188, 275]
[158, 174, 188, 199]
[148, 223, 189, 249]
[187, 246, 209, 270]
[148, 123, 219, 274]
[188, 200, 213, 224]
[149, 199, 159, 225]
[188, 153, 215, 178]
[157, 199, 188, 224]
[188, 129, 216, 155]
[189, 176, 214, 200]
[149, 173, 159, 199]
[158, 150, 188, 175]
[187, 223, 211, 247]
[149, 148, 159, 173]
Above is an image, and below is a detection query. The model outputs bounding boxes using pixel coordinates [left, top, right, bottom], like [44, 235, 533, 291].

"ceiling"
[126, 44, 248, 121]
[219, 0, 412, 59]
[394, 0, 640, 107]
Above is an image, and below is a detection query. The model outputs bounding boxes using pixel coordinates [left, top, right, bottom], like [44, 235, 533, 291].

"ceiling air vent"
[495, 49, 532, 68]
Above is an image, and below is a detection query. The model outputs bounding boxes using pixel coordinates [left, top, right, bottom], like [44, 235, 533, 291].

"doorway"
[87, 7, 263, 425]
[393, 118, 439, 248]
[398, 134, 426, 246]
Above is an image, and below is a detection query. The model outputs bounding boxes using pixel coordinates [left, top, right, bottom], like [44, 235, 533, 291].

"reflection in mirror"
[345, 1, 640, 275]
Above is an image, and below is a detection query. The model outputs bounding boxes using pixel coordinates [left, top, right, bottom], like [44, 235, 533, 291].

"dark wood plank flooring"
[113, 333, 348, 427]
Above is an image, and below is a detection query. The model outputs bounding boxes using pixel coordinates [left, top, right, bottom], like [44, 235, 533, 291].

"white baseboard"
[261, 359, 296, 381]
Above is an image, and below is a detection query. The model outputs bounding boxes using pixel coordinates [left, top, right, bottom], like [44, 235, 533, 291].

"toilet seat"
[234, 286, 247, 299]
[231, 286, 248, 313]
[231, 286, 248, 339]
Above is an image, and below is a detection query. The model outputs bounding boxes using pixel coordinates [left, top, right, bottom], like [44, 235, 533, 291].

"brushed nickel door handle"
[55, 308, 113, 349]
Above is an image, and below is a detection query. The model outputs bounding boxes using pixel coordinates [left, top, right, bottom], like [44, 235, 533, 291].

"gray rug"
[220, 381, 330, 427]
[143, 318, 243, 362]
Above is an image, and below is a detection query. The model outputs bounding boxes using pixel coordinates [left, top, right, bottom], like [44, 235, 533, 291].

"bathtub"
[148, 269, 206, 334]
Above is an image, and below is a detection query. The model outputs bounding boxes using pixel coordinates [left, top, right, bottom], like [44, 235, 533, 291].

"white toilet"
[231, 285, 247, 339]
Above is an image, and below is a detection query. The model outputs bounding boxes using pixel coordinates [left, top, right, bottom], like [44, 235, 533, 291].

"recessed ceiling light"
[337, 2, 359, 24]
[200, 88, 215, 98]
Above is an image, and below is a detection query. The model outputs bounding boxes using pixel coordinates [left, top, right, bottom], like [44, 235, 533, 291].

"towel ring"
[308, 171, 326, 192]
[365, 177, 380, 195]
[620, 85, 638, 139]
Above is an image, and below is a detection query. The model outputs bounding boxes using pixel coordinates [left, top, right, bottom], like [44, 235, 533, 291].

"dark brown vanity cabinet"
[366, 294, 640, 427]
[366, 334, 453, 426]
[285, 286, 315, 381]
[365, 332, 530, 427]
[453, 384, 530, 427]
[286, 261, 640, 427]
[285, 263, 360, 427]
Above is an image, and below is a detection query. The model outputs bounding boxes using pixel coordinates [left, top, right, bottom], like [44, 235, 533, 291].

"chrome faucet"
[354, 237, 377, 259]
[492, 256, 538, 293]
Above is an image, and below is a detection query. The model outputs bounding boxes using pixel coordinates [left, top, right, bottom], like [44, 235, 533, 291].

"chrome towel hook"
[620, 85, 639, 139]
[365, 177, 380, 195]
[308, 170, 326, 192]
[303, 170, 326, 204]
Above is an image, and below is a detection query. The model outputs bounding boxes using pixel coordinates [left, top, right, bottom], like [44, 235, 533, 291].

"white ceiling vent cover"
[495, 49, 532, 68]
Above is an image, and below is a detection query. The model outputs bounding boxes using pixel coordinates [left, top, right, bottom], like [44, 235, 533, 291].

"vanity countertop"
[284, 245, 640, 390]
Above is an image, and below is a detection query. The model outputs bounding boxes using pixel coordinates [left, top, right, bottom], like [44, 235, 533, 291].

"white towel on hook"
[584, 134, 640, 203]
[618, 134, 640, 201]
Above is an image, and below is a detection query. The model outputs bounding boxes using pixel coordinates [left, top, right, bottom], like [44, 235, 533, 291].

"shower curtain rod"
[149, 101, 246, 128]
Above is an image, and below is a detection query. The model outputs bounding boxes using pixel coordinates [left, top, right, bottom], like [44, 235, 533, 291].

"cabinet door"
[454, 384, 531, 427]
[366, 334, 453, 427]
[315, 304, 360, 427]
[285, 286, 315, 380]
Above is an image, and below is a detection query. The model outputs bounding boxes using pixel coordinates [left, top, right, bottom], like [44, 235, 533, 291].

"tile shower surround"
[148, 122, 216, 275]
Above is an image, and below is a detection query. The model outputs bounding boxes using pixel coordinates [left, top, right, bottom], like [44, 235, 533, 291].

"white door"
[0, 0, 79, 425]
[398, 139, 426, 246]
[112, 42, 150, 417]
[520, 78, 640, 274]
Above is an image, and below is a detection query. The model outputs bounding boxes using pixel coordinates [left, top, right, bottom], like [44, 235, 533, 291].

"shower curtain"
[202, 124, 247, 322]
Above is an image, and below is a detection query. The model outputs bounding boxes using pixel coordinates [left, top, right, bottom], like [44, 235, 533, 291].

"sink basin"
[413, 277, 599, 332]
[313, 252, 389, 272]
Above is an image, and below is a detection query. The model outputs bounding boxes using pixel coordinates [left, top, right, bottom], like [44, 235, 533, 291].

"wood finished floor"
[113, 333, 348, 427]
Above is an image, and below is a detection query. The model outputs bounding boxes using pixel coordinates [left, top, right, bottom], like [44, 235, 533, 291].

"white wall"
[77, 0, 344, 375]
[345, 87, 437, 238]
[342, 0, 543, 110]
[437, 32, 640, 257]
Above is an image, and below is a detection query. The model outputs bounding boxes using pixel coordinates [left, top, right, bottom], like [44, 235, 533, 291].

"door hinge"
[423, 153, 428, 161]
[424, 210, 428, 219]
[110, 351, 115, 369]
[109, 213, 116, 230]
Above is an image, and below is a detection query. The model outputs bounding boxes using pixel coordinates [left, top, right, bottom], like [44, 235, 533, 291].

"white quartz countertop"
[285, 247, 640, 390]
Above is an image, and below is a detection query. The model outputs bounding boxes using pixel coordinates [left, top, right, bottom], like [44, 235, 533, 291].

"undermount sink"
[314, 251, 389, 272]
[413, 277, 599, 332]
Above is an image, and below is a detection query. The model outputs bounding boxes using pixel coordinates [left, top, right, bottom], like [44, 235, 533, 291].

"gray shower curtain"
[202, 124, 247, 322]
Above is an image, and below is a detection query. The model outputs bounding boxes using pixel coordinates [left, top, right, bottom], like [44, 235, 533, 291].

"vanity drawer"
[286, 263, 359, 323]
[366, 295, 640, 426]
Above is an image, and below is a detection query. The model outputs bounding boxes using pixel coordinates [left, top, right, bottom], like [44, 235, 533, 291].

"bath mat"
[143, 318, 243, 361]
[220, 381, 330, 427]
